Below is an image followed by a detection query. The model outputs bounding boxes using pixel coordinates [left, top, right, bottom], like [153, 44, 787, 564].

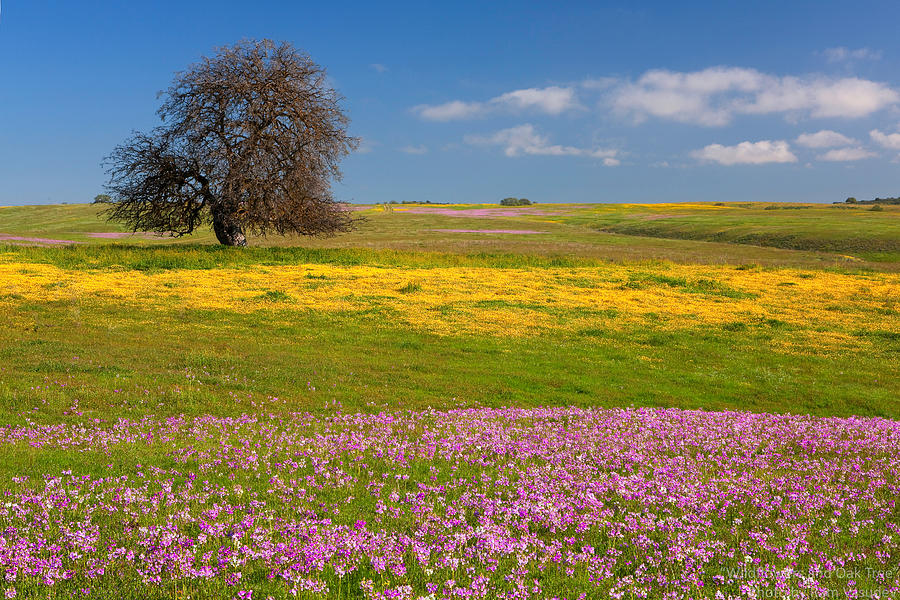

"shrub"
[500, 197, 533, 206]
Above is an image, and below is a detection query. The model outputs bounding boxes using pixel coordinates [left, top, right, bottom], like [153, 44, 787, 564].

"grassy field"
[582, 202, 900, 262]
[0, 202, 898, 599]
[2, 201, 898, 268]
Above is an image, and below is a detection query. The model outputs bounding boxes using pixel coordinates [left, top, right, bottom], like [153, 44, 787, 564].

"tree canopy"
[102, 39, 359, 246]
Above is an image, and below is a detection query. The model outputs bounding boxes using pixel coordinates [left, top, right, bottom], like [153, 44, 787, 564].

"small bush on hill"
[500, 197, 533, 206]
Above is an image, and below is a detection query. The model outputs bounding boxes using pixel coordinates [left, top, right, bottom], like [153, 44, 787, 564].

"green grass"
[578, 202, 900, 260]
[0, 201, 898, 423]
[0, 202, 898, 598]
[0, 296, 896, 426]
[0, 242, 619, 271]
[622, 272, 758, 298]
[3, 201, 898, 270]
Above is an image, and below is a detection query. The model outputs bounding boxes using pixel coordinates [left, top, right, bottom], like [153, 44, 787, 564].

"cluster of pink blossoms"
[0, 407, 897, 599]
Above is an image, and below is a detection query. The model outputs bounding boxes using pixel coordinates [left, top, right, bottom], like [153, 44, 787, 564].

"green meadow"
[0, 201, 898, 428]
[1, 201, 899, 599]
[2, 200, 898, 266]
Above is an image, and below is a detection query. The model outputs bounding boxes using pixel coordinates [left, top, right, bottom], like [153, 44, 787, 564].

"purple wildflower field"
[0, 407, 898, 599]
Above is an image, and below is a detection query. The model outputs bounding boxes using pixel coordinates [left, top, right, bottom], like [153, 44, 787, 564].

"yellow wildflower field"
[0, 261, 896, 345]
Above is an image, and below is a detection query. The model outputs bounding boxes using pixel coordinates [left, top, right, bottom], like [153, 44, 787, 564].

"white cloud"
[613, 70, 736, 126]
[795, 130, 858, 148]
[464, 124, 618, 164]
[370, 63, 388, 74]
[611, 67, 899, 126]
[465, 124, 576, 157]
[399, 145, 428, 155]
[613, 67, 767, 126]
[817, 147, 877, 162]
[744, 77, 899, 119]
[414, 86, 580, 121]
[691, 140, 798, 165]
[823, 47, 882, 63]
[491, 86, 580, 115]
[870, 129, 900, 150]
[413, 100, 485, 121]
[416, 67, 898, 128]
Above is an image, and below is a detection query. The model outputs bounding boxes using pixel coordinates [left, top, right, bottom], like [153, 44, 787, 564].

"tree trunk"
[211, 207, 247, 246]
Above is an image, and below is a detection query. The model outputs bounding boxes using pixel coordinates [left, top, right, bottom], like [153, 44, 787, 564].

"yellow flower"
[0, 261, 896, 345]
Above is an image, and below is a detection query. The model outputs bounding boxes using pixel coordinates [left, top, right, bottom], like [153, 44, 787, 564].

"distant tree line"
[839, 197, 900, 205]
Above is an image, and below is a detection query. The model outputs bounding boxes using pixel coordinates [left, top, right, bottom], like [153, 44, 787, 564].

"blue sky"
[2, 1, 900, 205]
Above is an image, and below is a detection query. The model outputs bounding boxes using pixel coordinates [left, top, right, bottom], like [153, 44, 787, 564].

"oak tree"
[102, 39, 358, 246]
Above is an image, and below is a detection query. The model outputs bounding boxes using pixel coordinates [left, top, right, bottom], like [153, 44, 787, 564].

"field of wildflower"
[1, 249, 897, 344]
[2, 408, 900, 599]
[0, 202, 899, 598]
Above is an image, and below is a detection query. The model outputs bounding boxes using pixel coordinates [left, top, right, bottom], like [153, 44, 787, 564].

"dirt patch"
[0, 234, 82, 245]
[85, 232, 172, 239]
[430, 229, 548, 234]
